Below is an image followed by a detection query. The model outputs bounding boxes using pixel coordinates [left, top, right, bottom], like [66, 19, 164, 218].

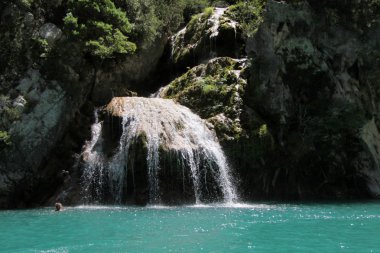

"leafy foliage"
[0, 131, 11, 145]
[0, 94, 23, 140]
[116, 0, 215, 49]
[164, 58, 245, 126]
[182, 0, 213, 22]
[225, 0, 266, 37]
[0, 131, 11, 152]
[258, 124, 268, 138]
[63, 0, 136, 59]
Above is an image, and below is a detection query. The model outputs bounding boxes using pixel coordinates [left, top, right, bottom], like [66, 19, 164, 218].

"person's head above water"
[55, 202, 63, 211]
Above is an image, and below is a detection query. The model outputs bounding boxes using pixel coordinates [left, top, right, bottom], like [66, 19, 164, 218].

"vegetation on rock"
[63, 0, 136, 59]
[0, 131, 11, 152]
[1, 0, 380, 207]
[163, 57, 246, 123]
[225, 0, 266, 37]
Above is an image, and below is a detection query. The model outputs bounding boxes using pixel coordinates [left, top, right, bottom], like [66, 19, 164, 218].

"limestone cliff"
[161, 0, 380, 200]
[0, 1, 168, 208]
[1, 0, 380, 208]
[243, 0, 380, 199]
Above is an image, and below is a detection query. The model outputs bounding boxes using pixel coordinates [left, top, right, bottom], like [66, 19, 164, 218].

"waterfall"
[208, 7, 226, 57]
[209, 8, 227, 39]
[80, 97, 238, 205]
[80, 110, 106, 203]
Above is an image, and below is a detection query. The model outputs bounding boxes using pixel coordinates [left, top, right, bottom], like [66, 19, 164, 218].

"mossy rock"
[160, 56, 274, 159]
[171, 7, 244, 72]
[162, 57, 246, 124]
[224, 0, 266, 37]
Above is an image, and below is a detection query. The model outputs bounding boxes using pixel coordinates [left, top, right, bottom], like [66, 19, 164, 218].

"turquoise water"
[0, 202, 379, 253]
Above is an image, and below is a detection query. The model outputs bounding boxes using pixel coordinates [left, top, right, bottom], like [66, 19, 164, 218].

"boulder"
[39, 23, 62, 45]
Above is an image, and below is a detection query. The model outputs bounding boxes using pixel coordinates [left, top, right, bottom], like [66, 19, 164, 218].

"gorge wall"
[1, 0, 380, 208]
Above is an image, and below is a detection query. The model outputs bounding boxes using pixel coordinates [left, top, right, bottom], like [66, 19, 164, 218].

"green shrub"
[0, 131, 11, 151]
[0, 95, 10, 108]
[183, 0, 210, 22]
[63, 0, 136, 60]
[202, 84, 218, 94]
[13, 0, 34, 9]
[32, 38, 49, 57]
[203, 7, 215, 18]
[258, 124, 268, 138]
[4, 107, 22, 121]
[226, 0, 266, 37]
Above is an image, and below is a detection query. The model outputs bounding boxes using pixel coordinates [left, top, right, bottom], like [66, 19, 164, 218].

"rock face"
[360, 120, 380, 197]
[244, 0, 380, 199]
[1, 1, 380, 208]
[161, 1, 380, 200]
[92, 35, 168, 104]
[0, 1, 96, 208]
[0, 66, 91, 208]
[0, 2, 169, 208]
[39, 23, 62, 45]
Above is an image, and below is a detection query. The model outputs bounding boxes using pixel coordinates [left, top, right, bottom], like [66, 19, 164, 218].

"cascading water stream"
[80, 97, 238, 205]
[209, 8, 227, 39]
[80, 110, 106, 202]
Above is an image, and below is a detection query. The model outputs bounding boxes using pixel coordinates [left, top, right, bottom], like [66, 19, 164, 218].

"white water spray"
[81, 97, 238, 204]
[209, 8, 227, 39]
[80, 110, 106, 202]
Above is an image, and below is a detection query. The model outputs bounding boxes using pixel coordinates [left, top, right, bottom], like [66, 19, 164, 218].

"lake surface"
[0, 202, 379, 253]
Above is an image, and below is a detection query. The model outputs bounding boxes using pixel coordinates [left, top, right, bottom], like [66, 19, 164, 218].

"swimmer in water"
[55, 202, 63, 211]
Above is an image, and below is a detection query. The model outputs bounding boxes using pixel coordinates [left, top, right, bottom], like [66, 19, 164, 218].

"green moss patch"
[162, 57, 249, 140]
[225, 0, 266, 37]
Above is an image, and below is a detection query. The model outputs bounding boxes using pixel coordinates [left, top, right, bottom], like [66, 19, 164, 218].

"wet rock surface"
[58, 97, 237, 205]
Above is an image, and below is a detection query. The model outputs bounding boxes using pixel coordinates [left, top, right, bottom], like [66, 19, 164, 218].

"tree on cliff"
[63, 0, 137, 99]
[63, 0, 136, 60]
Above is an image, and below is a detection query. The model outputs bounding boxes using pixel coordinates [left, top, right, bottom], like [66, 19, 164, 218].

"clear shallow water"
[0, 202, 379, 253]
